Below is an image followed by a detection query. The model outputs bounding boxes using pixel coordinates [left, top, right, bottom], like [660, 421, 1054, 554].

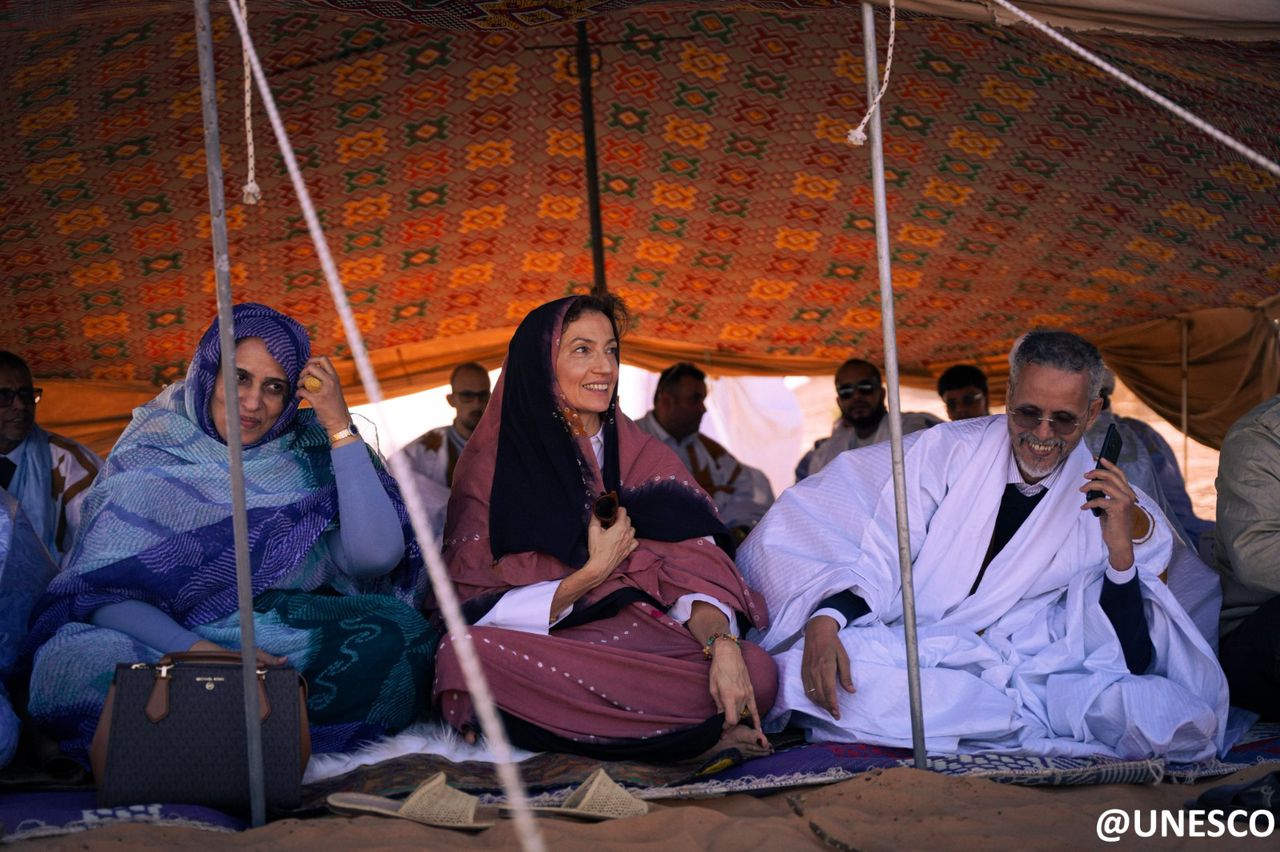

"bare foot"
[697, 724, 773, 761]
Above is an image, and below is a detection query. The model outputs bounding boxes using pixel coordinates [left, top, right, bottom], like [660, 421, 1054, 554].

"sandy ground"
[20, 762, 1278, 850]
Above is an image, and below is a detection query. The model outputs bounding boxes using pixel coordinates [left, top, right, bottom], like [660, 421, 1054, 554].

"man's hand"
[1080, 457, 1146, 571]
[801, 615, 854, 719]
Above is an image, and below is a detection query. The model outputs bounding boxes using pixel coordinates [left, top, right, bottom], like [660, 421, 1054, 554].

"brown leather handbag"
[90, 650, 311, 814]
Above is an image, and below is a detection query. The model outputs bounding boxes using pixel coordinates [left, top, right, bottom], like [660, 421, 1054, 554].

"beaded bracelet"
[702, 631, 739, 659]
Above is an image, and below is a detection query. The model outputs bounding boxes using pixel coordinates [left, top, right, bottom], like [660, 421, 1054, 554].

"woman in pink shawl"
[433, 296, 777, 761]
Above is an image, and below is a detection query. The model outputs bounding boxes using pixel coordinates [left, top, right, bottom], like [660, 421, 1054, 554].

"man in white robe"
[739, 331, 1228, 762]
[0, 351, 101, 564]
[636, 362, 773, 541]
[392, 362, 490, 541]
[801, 358, 940, 479]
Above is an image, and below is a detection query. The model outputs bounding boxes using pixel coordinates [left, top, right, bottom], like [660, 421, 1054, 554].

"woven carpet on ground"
[291, 722, 1280, 811]
[0, 790, 244, 843]
[3, 725, 1276, 838]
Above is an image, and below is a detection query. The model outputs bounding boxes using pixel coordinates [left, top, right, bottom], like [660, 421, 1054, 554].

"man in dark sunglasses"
[0, 350, 102, 562]
[936, 364, 990, 421]
[799, 358, 940, 479]
[737, 331, 1226, 760]
[391, 361, 491, 541]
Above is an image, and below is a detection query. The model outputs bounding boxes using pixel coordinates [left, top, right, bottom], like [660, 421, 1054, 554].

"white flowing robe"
[738, 415, 1228, 762]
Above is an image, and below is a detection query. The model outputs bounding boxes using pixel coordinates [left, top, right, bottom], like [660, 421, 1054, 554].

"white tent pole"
[861, 1, 927, 770]
[193, 0, 267, 827]
[222, 3, 543, 848]
[1181, 318, 1190, 478]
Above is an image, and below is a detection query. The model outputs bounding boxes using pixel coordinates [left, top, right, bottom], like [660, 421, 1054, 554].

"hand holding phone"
[1086, 423, 1123, 516]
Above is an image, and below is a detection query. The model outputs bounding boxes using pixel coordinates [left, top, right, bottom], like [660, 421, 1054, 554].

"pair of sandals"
[326, 768, 648, 831]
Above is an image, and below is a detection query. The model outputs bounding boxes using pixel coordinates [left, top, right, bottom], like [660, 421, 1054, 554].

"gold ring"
[302, 376, 323, 392]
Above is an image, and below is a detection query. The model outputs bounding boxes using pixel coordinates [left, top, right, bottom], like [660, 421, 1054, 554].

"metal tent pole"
[1180, 318, 1190, 477]
[575, 20, 608, 297]
[861, 1, 927, 771]
[194, 0, 267, 826]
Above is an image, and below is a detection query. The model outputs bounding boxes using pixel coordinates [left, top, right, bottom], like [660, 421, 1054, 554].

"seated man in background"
[0, 351, 101, 563]
[393, 361, 490, 542]
[936, 364, 990, 421]
[636, 362, 774, 542]
[1214, 392, 1280, 720]
[802, 358, 940, 478]
[740, 330, 1227, 762]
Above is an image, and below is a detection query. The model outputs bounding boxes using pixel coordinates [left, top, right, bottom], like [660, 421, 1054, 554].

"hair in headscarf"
[482, 296, 730, 569]
[185, 303, 311, 447]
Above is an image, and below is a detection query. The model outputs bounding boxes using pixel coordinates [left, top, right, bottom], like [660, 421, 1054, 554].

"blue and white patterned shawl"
[27, 304, 426, 651]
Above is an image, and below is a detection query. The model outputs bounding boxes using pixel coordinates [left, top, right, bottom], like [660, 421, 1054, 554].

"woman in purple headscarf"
[27, 304, 439, 761]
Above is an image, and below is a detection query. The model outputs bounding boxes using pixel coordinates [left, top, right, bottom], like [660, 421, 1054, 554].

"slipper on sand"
[503, 768, 649, 821]
[327, 772, 497, 830]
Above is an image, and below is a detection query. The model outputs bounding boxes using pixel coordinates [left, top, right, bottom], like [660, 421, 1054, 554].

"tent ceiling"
[2, 3, 1277, 397]
[5, 1, 1280, 39]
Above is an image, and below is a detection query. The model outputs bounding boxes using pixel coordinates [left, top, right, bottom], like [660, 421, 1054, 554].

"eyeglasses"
[836, 381, 879, 400]
[1009, 405, 1081, 436]
[0, 386, 41, 407]
[453, 390, 490, 403]
[944, 392, 985, 411]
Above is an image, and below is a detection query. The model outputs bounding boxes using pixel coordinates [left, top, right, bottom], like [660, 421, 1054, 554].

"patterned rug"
[0, 790, 244, 843]
[6, 724, 1276, 836]
[291, 722, 1280, 810]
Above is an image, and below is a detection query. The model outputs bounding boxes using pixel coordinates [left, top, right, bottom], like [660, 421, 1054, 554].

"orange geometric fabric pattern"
[2, 3, 1277, 387]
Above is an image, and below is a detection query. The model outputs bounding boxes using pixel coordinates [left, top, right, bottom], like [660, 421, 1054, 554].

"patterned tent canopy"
[2, 1, 1277, 449]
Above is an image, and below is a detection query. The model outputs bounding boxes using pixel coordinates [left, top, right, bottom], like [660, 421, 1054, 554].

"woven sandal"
[327, 773, 498, 830]
[504, 768, 649, 821]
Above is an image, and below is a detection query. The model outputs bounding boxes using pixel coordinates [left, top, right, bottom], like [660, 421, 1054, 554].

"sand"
[19, 761, 1278, 850]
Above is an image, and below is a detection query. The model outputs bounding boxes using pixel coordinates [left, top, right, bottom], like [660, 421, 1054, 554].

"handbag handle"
[145, 651, 280, 723]
[159, 649, 269, 667]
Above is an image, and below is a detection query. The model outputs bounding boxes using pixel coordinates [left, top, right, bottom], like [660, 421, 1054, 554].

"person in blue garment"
[25, 303, 439, 762]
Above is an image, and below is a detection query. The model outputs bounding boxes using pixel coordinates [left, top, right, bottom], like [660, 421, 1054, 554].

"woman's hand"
[296, 355, 350, 437]
[187, 638, 287, 667]
[583, 508, 637, 585]
[548, 509, 638, 622]
[708, 640, 768, 747]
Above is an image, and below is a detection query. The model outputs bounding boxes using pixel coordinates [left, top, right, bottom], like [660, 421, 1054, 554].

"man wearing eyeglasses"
[0, 351, 102, 563]
[392, 362, 491, 542]
[936, 364, 990, 421]
[738, 331, 1227, 762]
[802, 359, 940, 478]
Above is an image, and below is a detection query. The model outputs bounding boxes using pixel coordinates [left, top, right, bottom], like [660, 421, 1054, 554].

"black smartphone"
[1087, 423, 1123, 516]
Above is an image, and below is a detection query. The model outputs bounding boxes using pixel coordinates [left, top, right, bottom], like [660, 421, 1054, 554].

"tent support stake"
[195, 0, 267, 826]
[862, 1, 927, 771]
[576, 21, 608, 297]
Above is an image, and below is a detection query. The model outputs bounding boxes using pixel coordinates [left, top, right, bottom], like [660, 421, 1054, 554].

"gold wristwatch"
[329, 421, 359, 444]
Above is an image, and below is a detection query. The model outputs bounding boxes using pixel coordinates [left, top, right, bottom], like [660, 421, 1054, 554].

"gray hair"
[1008, 330, 1105, 400]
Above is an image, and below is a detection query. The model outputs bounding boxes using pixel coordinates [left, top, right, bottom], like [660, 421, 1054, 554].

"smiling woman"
[434, 295, 778, 761]
[25, 303, 440, 763]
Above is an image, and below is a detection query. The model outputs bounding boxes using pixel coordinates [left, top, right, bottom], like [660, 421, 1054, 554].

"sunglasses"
[944, 392, 984, 411]
[836, 381, 879, 399]
[1009, 405, 1081, 436]
[0, 386, 42, 407]
[453, 390, 490, 404]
